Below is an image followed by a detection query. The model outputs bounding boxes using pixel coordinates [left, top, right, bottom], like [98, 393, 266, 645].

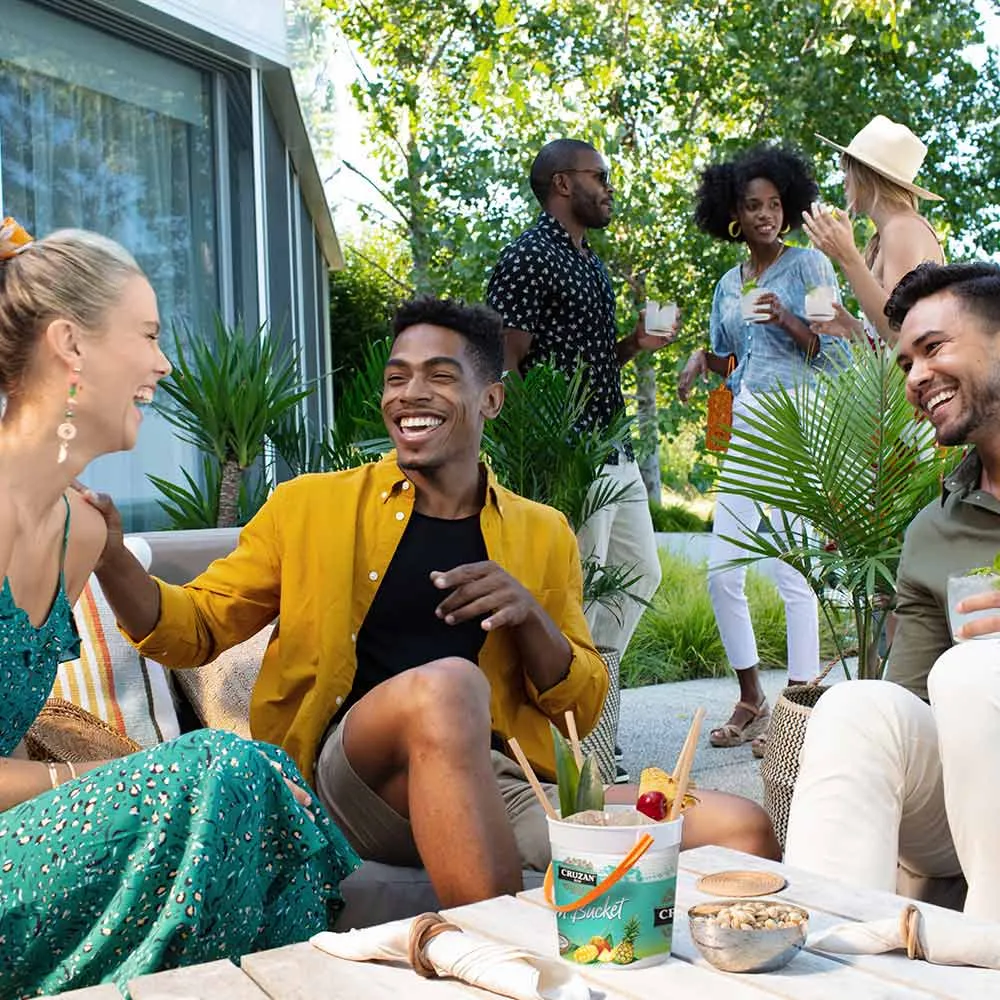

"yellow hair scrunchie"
[0, 216, 34, 261]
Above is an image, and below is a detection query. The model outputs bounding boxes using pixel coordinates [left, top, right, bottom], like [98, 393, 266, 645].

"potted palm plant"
[151, 318, 311, 528]
[482, 362, 641, 619]
[714, 339, 957, 843]
[717, 339, 954, 679]
[482, 361, 641, 781]
[268, 336, 392, 477]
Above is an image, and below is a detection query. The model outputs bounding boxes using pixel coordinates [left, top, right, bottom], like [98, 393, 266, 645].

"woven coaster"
[696, 870, 787, 898]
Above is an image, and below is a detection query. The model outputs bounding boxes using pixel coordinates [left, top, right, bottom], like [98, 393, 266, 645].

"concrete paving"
[617, 666, 850, 803]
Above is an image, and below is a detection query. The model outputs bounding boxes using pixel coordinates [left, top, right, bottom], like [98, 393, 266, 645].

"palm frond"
[483, 362, 634, 533]
[716, 339, 959, 678]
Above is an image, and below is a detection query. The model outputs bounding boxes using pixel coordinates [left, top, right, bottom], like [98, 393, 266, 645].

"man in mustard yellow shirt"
[91, 297, 778, 908]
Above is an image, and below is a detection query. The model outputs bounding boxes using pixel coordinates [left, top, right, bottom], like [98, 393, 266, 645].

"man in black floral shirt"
[487, 139, 677, 776]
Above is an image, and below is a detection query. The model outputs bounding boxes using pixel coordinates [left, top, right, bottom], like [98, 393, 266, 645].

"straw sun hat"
[815, 115, 942, 201]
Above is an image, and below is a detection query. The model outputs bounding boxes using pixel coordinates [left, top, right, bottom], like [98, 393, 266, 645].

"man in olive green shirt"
[884, 450, 1000, 699]
[784, 261, 1000, 922]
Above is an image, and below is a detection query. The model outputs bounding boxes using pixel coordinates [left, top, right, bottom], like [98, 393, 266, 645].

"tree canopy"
[313, 0, 1000, 487]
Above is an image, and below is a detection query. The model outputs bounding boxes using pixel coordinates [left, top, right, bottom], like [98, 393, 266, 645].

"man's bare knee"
[402, 657, 491, 748]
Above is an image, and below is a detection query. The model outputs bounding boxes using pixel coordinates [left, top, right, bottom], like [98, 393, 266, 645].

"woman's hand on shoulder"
[802, 202, 858, 265]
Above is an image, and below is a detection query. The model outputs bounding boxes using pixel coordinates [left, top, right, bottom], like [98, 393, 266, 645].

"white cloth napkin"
[809, 905, 1000, 969]
[311, 915, 592, 1000]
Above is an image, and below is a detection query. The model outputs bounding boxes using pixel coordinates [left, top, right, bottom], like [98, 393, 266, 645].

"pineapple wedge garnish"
[638, 766, 698, 811]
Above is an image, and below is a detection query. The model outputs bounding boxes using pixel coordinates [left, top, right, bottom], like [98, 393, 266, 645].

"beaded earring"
[56, 367, 81, 464]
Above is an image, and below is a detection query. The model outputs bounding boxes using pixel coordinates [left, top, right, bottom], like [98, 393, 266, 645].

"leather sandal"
[709, 697, 770, 748]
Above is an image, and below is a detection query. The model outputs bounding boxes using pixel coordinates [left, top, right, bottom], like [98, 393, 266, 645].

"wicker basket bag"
[24, 698, 142, 763]
[759, 657, 842, 849]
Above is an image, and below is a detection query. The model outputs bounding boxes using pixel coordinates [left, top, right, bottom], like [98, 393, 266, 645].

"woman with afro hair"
[678, 144, 852, 752]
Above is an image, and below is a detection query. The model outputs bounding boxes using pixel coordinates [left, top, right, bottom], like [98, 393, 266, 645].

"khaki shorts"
[315, 718, 559, 872]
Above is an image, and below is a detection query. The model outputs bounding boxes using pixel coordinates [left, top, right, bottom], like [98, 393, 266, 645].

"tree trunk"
[634, 351, 661, 502]
[217, 459, 243, 528]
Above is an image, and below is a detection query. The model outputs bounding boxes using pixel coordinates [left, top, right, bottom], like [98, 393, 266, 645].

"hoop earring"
[780, 223, 791, 235]
[56, 367, 81, 465]
[728, 220, 742, 239]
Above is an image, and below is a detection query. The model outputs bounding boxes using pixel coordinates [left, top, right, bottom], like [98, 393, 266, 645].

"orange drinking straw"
[544, 832, 655, 912]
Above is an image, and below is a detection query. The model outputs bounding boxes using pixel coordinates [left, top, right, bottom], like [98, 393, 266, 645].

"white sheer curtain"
[0, 14, 218, 528]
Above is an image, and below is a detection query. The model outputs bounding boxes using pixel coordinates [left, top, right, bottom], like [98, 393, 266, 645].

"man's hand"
[71, 483, 126, 570]
[633, 307, 680, 352]
[432, 561, 538, 632]
[955, 591, 1000, 640]
[73, 483, 162, 639]
[432, 560, 573, 691]
[617, 309, 680, 365]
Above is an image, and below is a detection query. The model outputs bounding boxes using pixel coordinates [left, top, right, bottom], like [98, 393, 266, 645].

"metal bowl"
[688, 899, 808, 973]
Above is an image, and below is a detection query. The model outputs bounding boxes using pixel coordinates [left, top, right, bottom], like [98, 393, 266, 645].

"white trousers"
[708, 394, 819, 681]
[784, 640, 1000, 921]
[575, 459, 662, 660]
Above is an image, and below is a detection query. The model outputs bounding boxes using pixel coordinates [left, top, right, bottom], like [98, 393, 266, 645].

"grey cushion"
[135, 528, 242, 585]
[337, 862, 545, 930]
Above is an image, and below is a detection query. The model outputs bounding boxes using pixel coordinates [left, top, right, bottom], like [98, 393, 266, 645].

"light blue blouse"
[709, 245, 852, 395]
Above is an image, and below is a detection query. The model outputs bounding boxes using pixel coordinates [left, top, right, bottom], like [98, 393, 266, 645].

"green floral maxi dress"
[0, 566, 360, 997]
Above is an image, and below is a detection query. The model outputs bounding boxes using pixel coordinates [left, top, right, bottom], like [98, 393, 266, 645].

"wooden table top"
[45, 845, 999, 999]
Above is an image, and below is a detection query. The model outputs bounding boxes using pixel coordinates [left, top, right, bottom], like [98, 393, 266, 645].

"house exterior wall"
[129, 0, 289, 64]
[0, 0, 336, 530]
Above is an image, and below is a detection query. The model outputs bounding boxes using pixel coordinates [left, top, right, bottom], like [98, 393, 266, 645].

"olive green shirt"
[887, 450, 1000, 700]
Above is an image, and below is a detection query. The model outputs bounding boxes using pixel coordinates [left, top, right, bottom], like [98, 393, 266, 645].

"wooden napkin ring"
[696, 870, 787, 898]
[408, 912, 461, 978]
[899, 904, 925, 961]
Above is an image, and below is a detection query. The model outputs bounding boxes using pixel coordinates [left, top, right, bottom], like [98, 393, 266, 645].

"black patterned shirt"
[487, 212, 632, 459]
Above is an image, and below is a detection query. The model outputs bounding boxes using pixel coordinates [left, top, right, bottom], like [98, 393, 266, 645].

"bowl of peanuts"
[687, 898, 808, 973]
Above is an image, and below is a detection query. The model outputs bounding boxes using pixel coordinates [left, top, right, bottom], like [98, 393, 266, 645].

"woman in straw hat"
[802, 115, 944, 345]
[0, 218, 359, 998]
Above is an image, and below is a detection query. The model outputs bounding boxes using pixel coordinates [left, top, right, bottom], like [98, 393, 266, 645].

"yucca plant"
[482, 362, 641, 621]
[269, 336, 392, 476]
[148, 454, 270, 529]
[152, 317, 311, 527]
[716, 339, 958, 679]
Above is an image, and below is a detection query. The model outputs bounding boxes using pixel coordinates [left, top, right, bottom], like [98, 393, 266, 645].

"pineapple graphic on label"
[612, 916, 640, 965]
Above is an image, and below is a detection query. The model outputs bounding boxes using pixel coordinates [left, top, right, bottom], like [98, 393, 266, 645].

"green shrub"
[620, 550, 840, 688]
[648, 502, 708, 533]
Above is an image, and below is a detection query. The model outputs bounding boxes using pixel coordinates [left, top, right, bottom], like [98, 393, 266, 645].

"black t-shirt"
[336, 510, 489, 722]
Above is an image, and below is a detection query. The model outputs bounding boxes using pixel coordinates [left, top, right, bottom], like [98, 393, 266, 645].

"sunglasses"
[558, 168, 612, 189]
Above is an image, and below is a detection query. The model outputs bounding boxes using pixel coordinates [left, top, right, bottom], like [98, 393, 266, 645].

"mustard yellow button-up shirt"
[134, 456, 608, 782]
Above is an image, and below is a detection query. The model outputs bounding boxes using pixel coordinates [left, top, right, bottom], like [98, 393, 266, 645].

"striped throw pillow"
[52, 538, 180, 748]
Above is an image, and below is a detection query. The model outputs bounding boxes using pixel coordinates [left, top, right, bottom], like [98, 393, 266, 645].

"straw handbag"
[705, 355, 737, 453]
[759, 658, 840, 849]
[24, 698, 142, 763]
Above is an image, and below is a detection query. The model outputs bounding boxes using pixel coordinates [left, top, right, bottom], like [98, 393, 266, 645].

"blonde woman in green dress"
[0, 220, 359, 999]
